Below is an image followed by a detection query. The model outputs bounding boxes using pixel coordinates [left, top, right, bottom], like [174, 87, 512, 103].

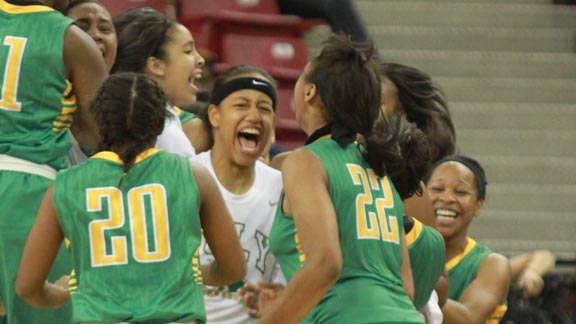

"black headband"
[210, 77, 277, 110]
[427, 155, 487, 200]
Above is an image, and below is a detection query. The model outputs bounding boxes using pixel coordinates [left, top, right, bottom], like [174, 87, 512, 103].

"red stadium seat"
[179, 0, 310, 55]
[214, 34, 308, 83]
[274, 86, 306, 149]
[98, 0, 169, 17]
[179, 0, 281, 17]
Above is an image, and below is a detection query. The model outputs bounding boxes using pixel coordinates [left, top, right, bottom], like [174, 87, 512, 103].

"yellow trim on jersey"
[487, 304, 508, 324]
[53, 81, 77, 134]
[174, 106, 183, 116]
[445, 237, 477, 271]
[0, 300, 5, 315]
[0, 0, 53, 14]
[405, 217, 423, 247]
[191, 248, 203, 284]
[92, 148, 162, 164]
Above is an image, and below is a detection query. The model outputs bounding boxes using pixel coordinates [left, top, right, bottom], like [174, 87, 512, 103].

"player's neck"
[209, 149, 256, 195]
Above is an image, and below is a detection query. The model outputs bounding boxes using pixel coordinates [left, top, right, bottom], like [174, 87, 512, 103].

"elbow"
[314, 249, 342, 286]
[222, 258, 247, 286]
[14, 280, 37, 307]
[232, 260, 247, 284]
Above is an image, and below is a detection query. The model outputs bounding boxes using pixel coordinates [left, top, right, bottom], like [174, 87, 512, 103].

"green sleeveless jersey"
[446, 237, 508, 324]
[0, 1, 75, 170]
[406, 218, 446, 310]
[270, 136, 422, 324]
[53, 149, 206, 323]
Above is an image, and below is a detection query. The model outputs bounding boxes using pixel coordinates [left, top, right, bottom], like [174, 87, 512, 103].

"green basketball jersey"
[175, 106, 197, 124]
[406, 218, 446, 310]
[53, 149, 206, 323]
[0, 1, 75, 170]
[270, 136, 422, 324]
[446, 237, 508, 324]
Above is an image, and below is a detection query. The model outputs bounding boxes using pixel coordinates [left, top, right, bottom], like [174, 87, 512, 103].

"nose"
[437, 190, 456, 204]
[195, 51, 205, 67]
[88, 26, 102, 42]
[246, 104, 262, 122]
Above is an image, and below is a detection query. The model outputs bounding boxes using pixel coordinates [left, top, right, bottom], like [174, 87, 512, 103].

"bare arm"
[401, 229, 415, 301]
[510, 250, 556, 297]
[269, 151, 291, 171]
[258, 149, 342, 324]
[15, 185, 69, 308]
[192, 162, 246, 286]
[435, 271, 450, 307]
[182, 118, 213, 154]
[64, 24, 108, 153]
[442, 253, 511, 324]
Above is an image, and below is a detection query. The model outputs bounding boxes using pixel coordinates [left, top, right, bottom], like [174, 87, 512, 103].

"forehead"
[430, 161, 475, 184]
[167, 23, 194, 46]
[67, 3, 112, 21]
[225, 88, 273, 103]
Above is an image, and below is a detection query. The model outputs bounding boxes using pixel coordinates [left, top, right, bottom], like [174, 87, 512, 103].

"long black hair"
[308, 34, 431, 199]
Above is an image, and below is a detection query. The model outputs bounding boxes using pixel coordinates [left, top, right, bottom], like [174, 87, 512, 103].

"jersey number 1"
[0, 36, 27, 111]
[87, 185, 172, 267]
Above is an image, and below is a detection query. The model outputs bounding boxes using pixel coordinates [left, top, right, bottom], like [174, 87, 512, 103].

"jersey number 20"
[87, 185, 171, 267]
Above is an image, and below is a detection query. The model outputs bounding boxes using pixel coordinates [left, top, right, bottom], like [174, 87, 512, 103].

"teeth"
[436, 209, 457, 218]
[239, 128, 260, 135]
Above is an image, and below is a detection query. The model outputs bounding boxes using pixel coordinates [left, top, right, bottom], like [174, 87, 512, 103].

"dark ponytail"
[367, 115, 431, 200]
[91, 72, 167, 183]
[308, 34, 432, 196]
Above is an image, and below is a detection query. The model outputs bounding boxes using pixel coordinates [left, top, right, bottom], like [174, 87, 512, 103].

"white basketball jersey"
[155, 105, 196, 158]
[192, 151, 285, 323]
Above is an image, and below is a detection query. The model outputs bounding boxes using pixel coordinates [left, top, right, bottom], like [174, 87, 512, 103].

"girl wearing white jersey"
[112, 7, 211, 158]
[192, 65, 285, 323]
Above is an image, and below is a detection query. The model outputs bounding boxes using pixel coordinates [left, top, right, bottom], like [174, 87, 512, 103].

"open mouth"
[189, 71, 202, 90]
[237, 127, 260, 154]
[435, 208, 457, 221]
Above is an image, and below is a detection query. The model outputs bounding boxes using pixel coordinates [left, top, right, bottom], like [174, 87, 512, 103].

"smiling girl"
[191, 65, 285, 323]
[424, 155, 511, 324]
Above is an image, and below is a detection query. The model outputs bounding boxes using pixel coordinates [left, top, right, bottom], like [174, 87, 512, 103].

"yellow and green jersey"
[406, 218, 446, 310]
[0, 0, 75, 170]
[447, 237, 508, 324]
[53, 149, 206, 323]
[270, 136, 423, 324]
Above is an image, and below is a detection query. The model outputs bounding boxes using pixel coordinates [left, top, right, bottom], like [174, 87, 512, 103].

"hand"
[54, 275, 70, 290]
[238, 281, 261, 318]
[238, 280, 284, 318]
[258, 287, 280, 318]
[420, 290, 443, 324]
[517, 269, 544, 297]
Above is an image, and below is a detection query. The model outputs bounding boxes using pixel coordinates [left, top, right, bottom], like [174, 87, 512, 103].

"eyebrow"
[233, 95, 272, 104]
[75, 17, 112, 24]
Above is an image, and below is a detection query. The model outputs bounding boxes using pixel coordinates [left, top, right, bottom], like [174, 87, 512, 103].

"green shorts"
[0, 170, 72, 324]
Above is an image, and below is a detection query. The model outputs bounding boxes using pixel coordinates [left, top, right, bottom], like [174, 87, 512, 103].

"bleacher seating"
[179, 0, 308, 54]
[214, 34, 308, 79]
[98, 0, 168, 17]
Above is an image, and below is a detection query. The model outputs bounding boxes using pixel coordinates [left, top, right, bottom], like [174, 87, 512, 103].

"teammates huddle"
[0, 1, 512, 324]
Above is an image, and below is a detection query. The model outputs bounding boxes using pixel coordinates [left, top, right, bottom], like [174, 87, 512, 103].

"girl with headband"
[192, 65, 285, 323]
[424, 155, 511, 324]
